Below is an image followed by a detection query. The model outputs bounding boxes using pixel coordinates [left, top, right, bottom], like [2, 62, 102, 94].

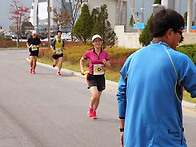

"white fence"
[114, 25, 196, 49]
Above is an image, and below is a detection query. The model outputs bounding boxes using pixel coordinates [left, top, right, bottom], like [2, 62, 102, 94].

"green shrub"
[105, 46, 137, 71]
[109, 56, 128, 71]
[72, 4, 93, 43]
[40, 49, 53, 60]
[64, 45, 90, 64]
[139, 15, 153, 47]
[177, 44, 196, 64]
[0, 38, 12, 41]
[139, 0, 161, 47]
[106, 46, 137, 59]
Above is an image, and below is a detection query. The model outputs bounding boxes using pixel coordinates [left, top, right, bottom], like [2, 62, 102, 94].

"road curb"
[26, 58, 196, 110]
[26, 58, 119, 86]
[182, 100, 196, 110]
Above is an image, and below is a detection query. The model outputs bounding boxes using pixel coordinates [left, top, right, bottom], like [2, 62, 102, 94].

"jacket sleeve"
[179, 55, 196, 98]
[116, 54, 135, 118]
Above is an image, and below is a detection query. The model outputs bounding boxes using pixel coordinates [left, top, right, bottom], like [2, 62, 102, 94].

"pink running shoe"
[88, 107, 93, 117]
[92, 110, 97, 119]
[32, 70, 36, 74]
[30, 69, 32, 73]
[57, 71, 61, 75]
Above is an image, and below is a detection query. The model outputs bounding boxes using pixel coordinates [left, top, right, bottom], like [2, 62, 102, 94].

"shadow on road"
[95, 118, 119, 123]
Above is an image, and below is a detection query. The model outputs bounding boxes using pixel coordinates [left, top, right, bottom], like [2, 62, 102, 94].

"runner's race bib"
[56, 47, 63, 54]
[93, 64, 105, 75]
[31, 45, 38, 51]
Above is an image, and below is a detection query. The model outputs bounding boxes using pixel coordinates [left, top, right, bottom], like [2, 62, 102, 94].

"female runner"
[80, 35, 110, 119]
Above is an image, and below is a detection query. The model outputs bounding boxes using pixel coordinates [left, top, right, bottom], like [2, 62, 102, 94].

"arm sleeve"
[83, 51, 89, 59]
[27, 38, 30, 44]
[38, 38, 41, 44]
[179, 55, 196, 98]
[116, 54, 135, 118]
[51, 39, 56, 47]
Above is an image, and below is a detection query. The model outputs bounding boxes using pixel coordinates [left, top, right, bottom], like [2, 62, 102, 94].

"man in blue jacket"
[117, 8, 196, 147]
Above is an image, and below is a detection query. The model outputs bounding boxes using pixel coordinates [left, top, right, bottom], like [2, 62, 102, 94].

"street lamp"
[140, 8, 144, 23]
[127, 0, 140, 33]
[141, 0, 144, 23]
[48, 0, 51, 48]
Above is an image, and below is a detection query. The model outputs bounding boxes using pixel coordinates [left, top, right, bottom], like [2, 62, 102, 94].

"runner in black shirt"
[26, 31, 41, 74]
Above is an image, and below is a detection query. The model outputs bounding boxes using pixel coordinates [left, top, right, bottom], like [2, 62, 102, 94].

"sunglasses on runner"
[177, 30, 184, 43]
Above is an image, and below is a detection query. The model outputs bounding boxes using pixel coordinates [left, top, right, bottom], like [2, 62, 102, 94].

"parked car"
[61, 32, 71, 40]
[42, 37, 56, 42]
[4, 32, 17, 39]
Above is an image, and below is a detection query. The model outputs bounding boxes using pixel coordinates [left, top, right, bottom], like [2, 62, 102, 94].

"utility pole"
[120, 0, 124, 25]
[127, 0, 140, 33]
[187, 0, 193, 33]
[48, 0, 51, 48]
[194, 0, 196, 25]
[133, 0, 135, 14]
[179, 0, 181, 14]
[141, 0, 144, 23]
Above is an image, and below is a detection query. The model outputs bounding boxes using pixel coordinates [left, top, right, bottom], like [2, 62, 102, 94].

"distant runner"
[51, 31, 65, 75]
[26, 30, 41, 74]
[80, 35, 110, 119]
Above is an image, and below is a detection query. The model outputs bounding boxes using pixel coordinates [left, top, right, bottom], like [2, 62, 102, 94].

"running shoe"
[57, 71, 61, 75]
[53, 64, 56, 67]
[30, 68, 32, 73]
[32, 70, 36, 74]
[88, 107, 93, 117]
[92, 110, 97, 119]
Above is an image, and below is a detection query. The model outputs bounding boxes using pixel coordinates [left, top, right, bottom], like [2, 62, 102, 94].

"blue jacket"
[117, 42, 196, 147]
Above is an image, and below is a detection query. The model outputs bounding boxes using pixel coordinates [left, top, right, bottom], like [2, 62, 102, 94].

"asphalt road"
[0, 49, 195, 147]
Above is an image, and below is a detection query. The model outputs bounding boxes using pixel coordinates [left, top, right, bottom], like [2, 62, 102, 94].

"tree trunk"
[68, 0, 75, 41]
[16, 21, 19, 48]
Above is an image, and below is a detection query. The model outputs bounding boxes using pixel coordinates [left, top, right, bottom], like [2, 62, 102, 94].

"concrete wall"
[114, 25, 142, 49]
[114, 25, 196, 49]
[182, 33, 196, 45]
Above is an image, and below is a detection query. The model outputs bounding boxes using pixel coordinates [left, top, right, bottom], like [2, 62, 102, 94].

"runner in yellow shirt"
[51, 31, 65, 75]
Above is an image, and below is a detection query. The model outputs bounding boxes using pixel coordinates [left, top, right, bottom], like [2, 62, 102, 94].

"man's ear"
[166, 28, 173, 40]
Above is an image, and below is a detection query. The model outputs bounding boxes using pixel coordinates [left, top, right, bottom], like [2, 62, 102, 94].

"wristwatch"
[119, 128, 124, 132]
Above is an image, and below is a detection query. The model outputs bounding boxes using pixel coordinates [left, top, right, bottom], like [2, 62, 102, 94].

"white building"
[30, 0, 63, 30]
[30, 0, 47, 27]
[30, 0, 127, 30]
[85, 0, 127, 28]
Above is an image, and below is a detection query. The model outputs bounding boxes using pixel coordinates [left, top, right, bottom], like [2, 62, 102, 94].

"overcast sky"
[0, 0, 31, 31]
[0, 0, 190, 32]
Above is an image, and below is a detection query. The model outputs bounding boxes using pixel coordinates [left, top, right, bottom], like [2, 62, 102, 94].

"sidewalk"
[182, 100, 196, 110]
[27, 58, 196, 110]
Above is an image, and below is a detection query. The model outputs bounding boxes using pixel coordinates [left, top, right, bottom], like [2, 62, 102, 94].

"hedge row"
[177, 44, 196, 65]
[0, 40, 49, 48]
[48, 43, 196, 70]
[0, 38, 12, 41]
[41, 44, 137, 71]
[0, 41, 26, 48]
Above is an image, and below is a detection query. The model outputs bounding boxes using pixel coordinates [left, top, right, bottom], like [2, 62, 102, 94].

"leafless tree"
[52, 7, 70, 31]
[9, 0, 30, 47]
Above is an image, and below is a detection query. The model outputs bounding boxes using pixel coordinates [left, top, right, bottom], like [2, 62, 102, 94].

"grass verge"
[37, 57, 195, 104]
[183, 91, 196, 104]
